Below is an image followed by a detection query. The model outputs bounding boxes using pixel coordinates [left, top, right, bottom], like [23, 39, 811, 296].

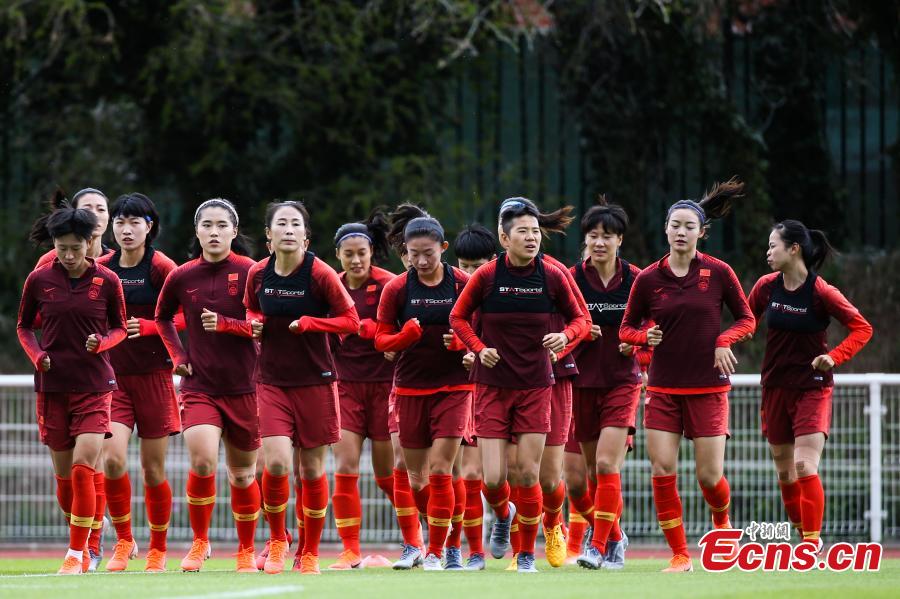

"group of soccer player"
[16, 178, 872, 576]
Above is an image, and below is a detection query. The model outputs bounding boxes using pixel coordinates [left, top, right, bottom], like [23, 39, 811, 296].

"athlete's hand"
[641, 370, 648, 391]
[40, 355, 51, 372]
[442, 331, 455, 349]
[201, 308, 218, 332]
[548, 350, 558, 364]
[812, 354, 835, 372]
[126, 316, 142, 339]
[645, 325, 663, 347]
[590, 324, 602, 341]
[174, 363, 193, 377]
[737, 332, 753, 343]
[479, 347, 501, 368]
[462, 352, 475, 371]
[383, 351, 397, 362]
[714, 346, 738, 376]
[542, 332, 568, 354]
[618, 343, 635, 357]
[251, 319, 264, 339]
[85, 334, 100, 353]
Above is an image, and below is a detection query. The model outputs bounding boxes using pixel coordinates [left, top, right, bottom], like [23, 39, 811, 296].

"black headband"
[404, 217, 444, 241]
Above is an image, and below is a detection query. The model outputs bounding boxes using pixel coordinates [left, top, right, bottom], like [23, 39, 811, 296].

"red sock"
[652, 474, 689, 558]
[301, 475, 329, 556]
[262, 469, 290, 542]
[145, 480, 172, 552]
[798, 474, 825, 542]
[88, 472, 106, 553]
[482, 480, 511, 521]
[426, 474, 454, 557]
[542, 481, 566, 529]
[294, 482, 305, 554]
[231, 482, 261, 551]
[508, 486, 521, 553]
[701, 476, 732, 527]
[446, 477, 466, 549]
[568, 489, 594, 521]
[393, 468, 422, 547]
[70, 465, 96, 551]
[463, 479, 484, 555]
[779, 480, 804, 534]
[55, 475, 73, 523]
[105, 474, 133, 542]
[567, 513, 588, 555]
[375, 474, 395, 507]
[186, 471, 216, 541]
[412, 484, 431, 517]
[608, 493, 623, 542]
[516, 483, 542, 554]
[332, 473, 362, 554]
[587, 476, 597, 510]
[591, 473, 621, 553]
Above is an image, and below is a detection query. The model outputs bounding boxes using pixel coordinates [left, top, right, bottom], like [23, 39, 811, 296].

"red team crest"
[88, 276, 104, 300]
[698, 268, 711, 292]
[227, 272, 239, 296]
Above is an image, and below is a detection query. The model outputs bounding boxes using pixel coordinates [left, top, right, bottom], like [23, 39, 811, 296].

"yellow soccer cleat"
[544, 524, 566, 568]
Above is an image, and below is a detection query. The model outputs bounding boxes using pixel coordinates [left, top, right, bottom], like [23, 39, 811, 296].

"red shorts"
[546, 378, 573, 446]
[181, 391, 261, 452]
[643, 390, 730, 439]
[111, 372, 180, 439]
[761, 386, 833, 445]
[397, 391, 471, 449]
[474, 384, 552, 440]
[258, 383, 340, 449]
[564, 417, 580, 454]
[36, 392, 112, 451]
[338, 380, 391, 442]
[388, 387, 399, 435]
[573, 384, 642, 441]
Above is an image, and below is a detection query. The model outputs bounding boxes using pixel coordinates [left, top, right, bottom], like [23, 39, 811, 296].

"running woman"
[96, 193, 182, 573]
[329, 208, 399, 570]
[572, 200, 649, 570]
[747, 220, 872, 548]
[18, 206, 127, 575]
[450, 199, 589, 573]
[375, 206, 472, 571]
[155, 198, 261, 573]
[619, 178, 755, 572]
[245, 201, 360, 575]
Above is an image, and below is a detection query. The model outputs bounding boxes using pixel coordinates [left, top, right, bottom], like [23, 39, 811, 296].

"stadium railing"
[1, 373, 897, 545]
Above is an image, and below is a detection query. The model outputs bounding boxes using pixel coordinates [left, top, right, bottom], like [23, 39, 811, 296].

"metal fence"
[0, 374, 897, 545]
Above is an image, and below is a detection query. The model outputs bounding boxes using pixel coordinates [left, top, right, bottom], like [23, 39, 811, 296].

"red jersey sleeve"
[137, 251, 186, 336]
[294, 259, 360, 334]
[815, 278, 873, 366]
[619, 268, 652, 346]
[747, 273, 777, 327]
[155, 266, 189, 368]
[545, 255, 591, 346]
[715, 262, 756, 348]
[16, 272, 46, 369]
[92, 269, 127, 353]
[242, 260, 266, 321]
[374, 273, 422, 351]
[545, 263, 589, 342]
[448, 261, 493, 354]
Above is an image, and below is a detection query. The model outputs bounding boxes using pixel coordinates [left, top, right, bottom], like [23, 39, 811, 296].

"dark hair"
[498, 196, 574, 235]
[666, 176, 745, 235]
[265, 200, 311, 232]
[772, 220, 835, 271]
[453, 224, 497, 260]
[111, 192, 161, 243]
[334, 206, 391, 264]
[389, 203, 444, 245]
[190, 198, 253, 259]
[72, 187, 108, 206]
[29, 207, 97, 244]
[581, 194, 629, 236]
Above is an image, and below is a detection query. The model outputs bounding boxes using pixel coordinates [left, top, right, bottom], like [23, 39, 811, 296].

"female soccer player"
[375, 206, 472, 571]
[94, 193, 182, 573]
[747, 220, 871, 548]
[619, 178, 755, 572]
[18, 207, 127, 575]
[571, 201, 648, 570]
[450, 199, 588, 573]
[155, 198, 261, 574]
[329, 208, 400, 570]
[245, 200, 359, 575]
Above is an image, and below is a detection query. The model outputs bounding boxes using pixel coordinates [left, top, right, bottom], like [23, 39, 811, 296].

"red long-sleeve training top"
[619, 251, 755, 394]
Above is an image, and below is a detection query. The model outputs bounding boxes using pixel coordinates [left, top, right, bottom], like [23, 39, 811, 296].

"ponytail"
[498, 197, 574, 236]
[29, 188, 71, 246]
[666, 176, 745, 235]
[334, 206, 391, 264]
[773, 220, 835, 271]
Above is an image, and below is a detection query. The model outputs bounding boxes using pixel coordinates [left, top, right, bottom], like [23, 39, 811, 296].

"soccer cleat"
[465, 552, 486, 571]
[662, 554, 693, 573]
[180, 539, 211, 572]
[443, 547, 464, 570]
[423, 553, 444, 571]
[489, 502, 517, 559]
[602, 531, 628, 570]
[328, 549, 362, 571]
[576, 545, 604, 570]
[544, 524, 566, 568]
[255, 539, 271, 571]
[87, 516, 109, 573]
[516, 551, 538, 573]
[105, 539, 138, 572]
[505, 554, 518, 571]
[299, 553, 320, 575]
[58, 554, 83, 575]
[144, 548, 167, 573]
[712, 521, 739, 562]
[235, 546, 258, 573]
[581, 524, 593, 555]
[392, 544, 424, 570]
[264, 539, 289, 574]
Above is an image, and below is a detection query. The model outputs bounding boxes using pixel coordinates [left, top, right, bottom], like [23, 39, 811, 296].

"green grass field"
[1, 557, 898, 599]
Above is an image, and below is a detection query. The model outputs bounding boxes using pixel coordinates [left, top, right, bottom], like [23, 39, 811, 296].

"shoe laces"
[518, 552, 535, 568]
[336, 549, 358, 564]
[186, 540, 209, 561]
[268, 540, 288, 560]
[235, 546, 256, 568]
[399, 544, 417, 560]
[111, 539, 133, 561]
[300, 553, 318, 569]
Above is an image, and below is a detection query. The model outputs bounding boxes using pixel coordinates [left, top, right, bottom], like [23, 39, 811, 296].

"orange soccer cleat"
[180, 539, 211, 572]
[263, 539, 289, 575]
[328, 549, 362, 571]
[144, 548, 167, 573]
[299, 553, 321, 575]
[105, 539, 138, 572]
[235, 546, 258, 573]
[58, 553, 83, 576]
[662, 554, 694, 573]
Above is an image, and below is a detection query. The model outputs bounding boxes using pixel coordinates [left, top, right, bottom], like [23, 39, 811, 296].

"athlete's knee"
[228, 467, 256, 488]
[104, 453, 128, 478]
[794, 458, 818, 478]
[190, 455, 216, 476]
[650, 461, 676, 477]
[595, 456, 619, 475]
[142, 462, 166, 487]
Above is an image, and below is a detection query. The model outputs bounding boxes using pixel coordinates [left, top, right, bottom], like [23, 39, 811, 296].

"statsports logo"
[586, 302, 626, 313]
[498, 286, 543, 296]
[264, 288, 306, 298]
[409, 298, 454, 306]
